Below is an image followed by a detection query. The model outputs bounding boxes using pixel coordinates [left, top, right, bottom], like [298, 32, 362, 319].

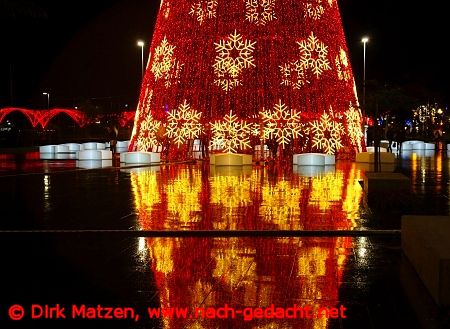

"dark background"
[0, 0, 448, 110]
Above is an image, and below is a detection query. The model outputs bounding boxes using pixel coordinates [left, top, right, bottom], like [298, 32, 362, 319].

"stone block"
[402, 216, 450, 306]
[363, 172, 409, 194]
[356, 152, 395, 164]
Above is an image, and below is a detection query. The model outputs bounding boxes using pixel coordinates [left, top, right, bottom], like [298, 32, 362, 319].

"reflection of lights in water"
[309, 172, 343, 211]
[130, 164, 363, 231]
[335, 237, 349, 269]
[342, 165, 364, 227]
[130, 170, 160, 229]
[210, 172, 254, 230]
[136, 237, 149, 263]
[129, 164, 363, 328]
[356, 237, 369, 264]
[189, 279, 215, 307]
[435, 153, 443, 194]
[148, 238, 178, 275]
[144, 237, 347, 329]
[212, 238, 257, 291]
[298, 247, 328, 277]
[44, 175, 50, 190]
[166, 169, 202, 228]
[43, 174, 51, 211]
[210, 175, 252, 208]
[138, 237, 146, 252]
[261, 179, 303, 228]
[298, 247, 329, 301]
[436, 152, 442, 175]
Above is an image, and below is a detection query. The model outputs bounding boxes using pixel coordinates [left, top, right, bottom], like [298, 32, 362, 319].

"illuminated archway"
[0, 108, 87, 128]
[0, 108, 41, 127]
[38, 109, 87, 128]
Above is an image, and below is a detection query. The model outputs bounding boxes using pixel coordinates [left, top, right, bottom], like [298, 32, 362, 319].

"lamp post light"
[137, 40, 145, 79]
[361, 36, 369, 144]
[43, 92, 50, 109]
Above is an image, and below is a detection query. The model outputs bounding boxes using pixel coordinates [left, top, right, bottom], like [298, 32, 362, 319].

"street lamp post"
[361, 36, 369, 144]
[137, 40, 145, 79]
[43, 92, 50, 109]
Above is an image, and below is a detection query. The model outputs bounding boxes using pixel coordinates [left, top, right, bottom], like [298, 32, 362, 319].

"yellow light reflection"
[144, 235, 349, 329]
[210, 173, 253, 229]
[212, 238, 257, 292]
[130, 169, 160, 228]
[309, 172, 344, 211]
[166, 168, 202, 228]
[148, 238, 178, 276]
[342, 164, 364, 228]
[261, 179, 303, 229]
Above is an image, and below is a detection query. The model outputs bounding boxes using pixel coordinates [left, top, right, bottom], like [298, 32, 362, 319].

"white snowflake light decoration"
[151, 37, 183, 87]
[261, 100, 304, 148]
[310, 111, 343, 154]
[305, 2, 324, 20]
[213, 30, 256, 91]
[165, 100, 203, 147]
[136, 113, 162, 152]
[165, 61, 184, 88]
[210, 113, 251, 153]
[251, 122, 262, 136]
[336, 48, 350, 81]
[304, 0, 333, 20]
[189, 0, 218, 25]
[280, 61, 309, 89]
[345, 103, 364, 152]
[140, 89, 153, 115]
[297, 32, 331, 78]
[245, 0, 277, 26]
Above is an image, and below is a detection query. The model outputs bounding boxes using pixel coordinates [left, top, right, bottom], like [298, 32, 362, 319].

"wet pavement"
[0, 148, 449, 328]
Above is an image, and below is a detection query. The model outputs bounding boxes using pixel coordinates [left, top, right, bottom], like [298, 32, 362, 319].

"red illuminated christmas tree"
[130, 0, 365, 160]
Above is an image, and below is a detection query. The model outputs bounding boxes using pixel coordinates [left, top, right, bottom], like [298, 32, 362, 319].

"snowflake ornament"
[189, 0, 218, 25]
[261, 100, 304, 148]
[304, 0, 333, 20]
[345, 103, 364, 152]
[210, 113, 251, 153]
[151, 37, 183, 87]
[336, 48, 350, 81]
[297, 32, 331, 78]
[136, 113, 162, 152]
[213, 30, 256, 91]
[310, 111, 343, 154]
[140, 89, 153, 115]
[280, 61, 309, 89]
[245, 0, 277, 26]
[165, 100, 203, 147]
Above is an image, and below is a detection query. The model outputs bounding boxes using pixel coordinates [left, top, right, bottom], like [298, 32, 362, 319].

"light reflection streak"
[129, 163, 363, 328]
[129, 163, 363, 231]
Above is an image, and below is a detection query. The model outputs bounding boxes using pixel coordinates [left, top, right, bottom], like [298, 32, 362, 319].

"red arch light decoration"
[38, 109, 88, 129]
[130, 0, 365, 160]
[0, 108, 137, 129]
[0, 108, 87, 128]
[0, 108, 41, 127]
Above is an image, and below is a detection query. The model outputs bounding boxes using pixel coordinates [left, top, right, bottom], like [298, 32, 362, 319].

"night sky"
[0, 0, 448, 110]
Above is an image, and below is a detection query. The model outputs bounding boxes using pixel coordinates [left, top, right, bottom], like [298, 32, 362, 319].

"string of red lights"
[130, 0, 365, 160]
[0, 108, 136, 129]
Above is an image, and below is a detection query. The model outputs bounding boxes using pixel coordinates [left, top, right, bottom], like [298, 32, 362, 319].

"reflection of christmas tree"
[130, 0, 364, 160]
